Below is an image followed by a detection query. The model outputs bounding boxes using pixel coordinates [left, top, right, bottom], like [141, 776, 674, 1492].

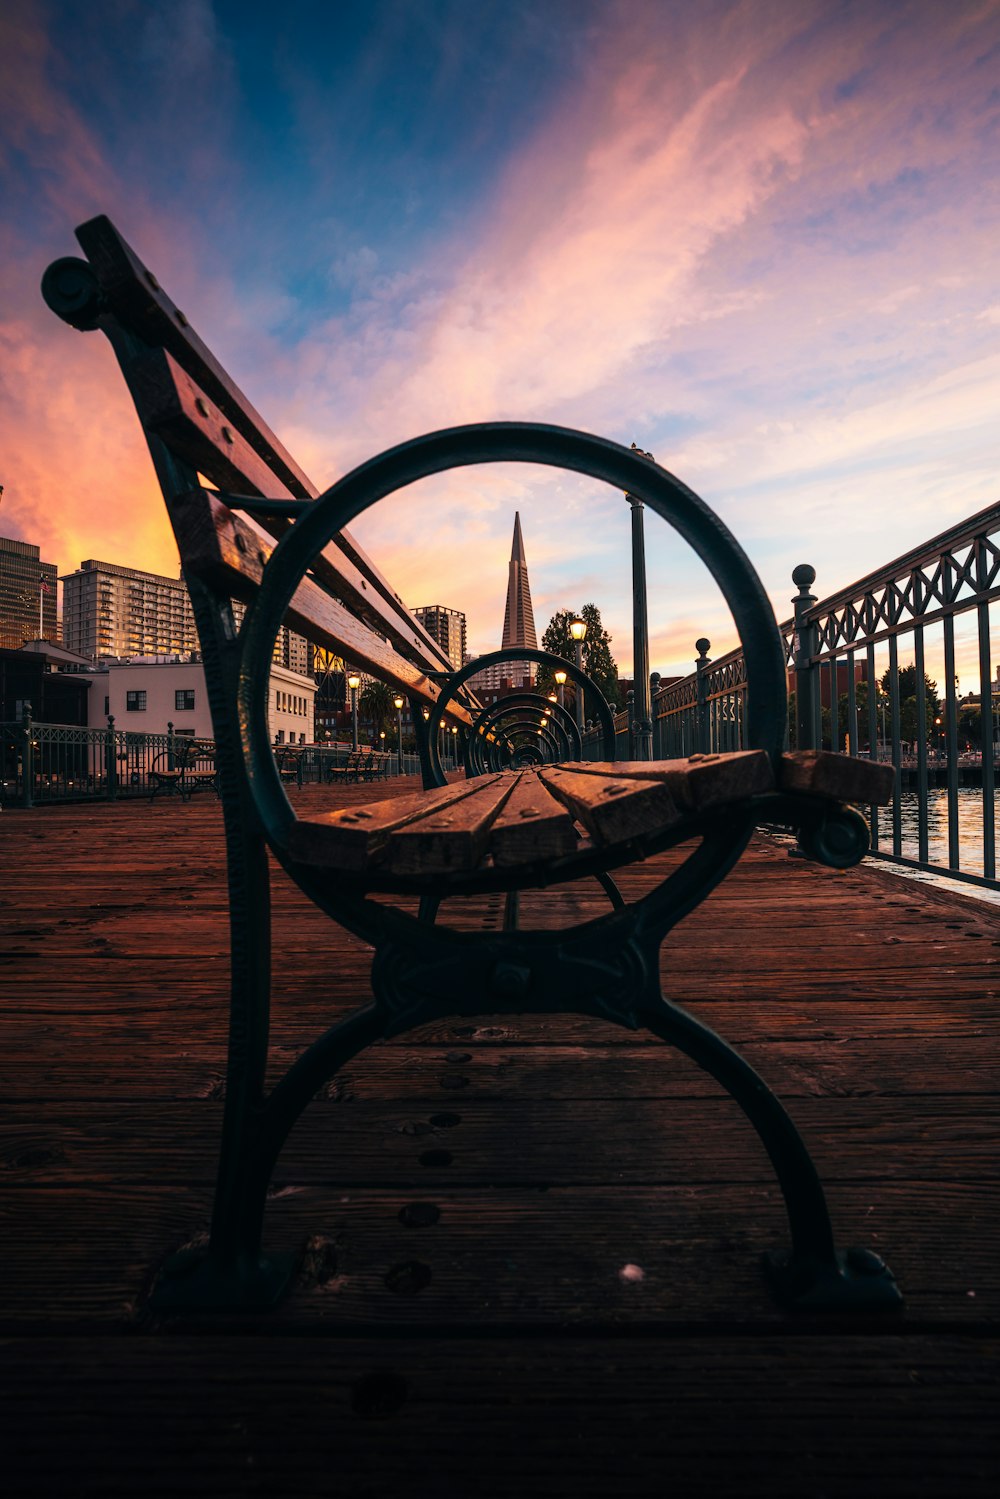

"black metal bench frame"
[43, 220, 901, 1318]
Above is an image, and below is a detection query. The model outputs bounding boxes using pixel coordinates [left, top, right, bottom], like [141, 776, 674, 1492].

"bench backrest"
[44, 216, 479, 729]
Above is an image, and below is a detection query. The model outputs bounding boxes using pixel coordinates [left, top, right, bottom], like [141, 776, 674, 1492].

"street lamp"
[554, 668, 567, 709]
[570, 617, 587, 732]
[451, 724, 458, 768]
[347, 673, 361, 750]
[394, 696, 405, 776]
[627, 443, 655, 760]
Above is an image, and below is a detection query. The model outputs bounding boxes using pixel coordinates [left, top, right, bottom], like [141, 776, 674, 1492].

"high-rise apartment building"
[411, 604, 467, 670]
[0, 536, 58, 649]
[61, 559, 197, 659]
[62, 557, 308, 669]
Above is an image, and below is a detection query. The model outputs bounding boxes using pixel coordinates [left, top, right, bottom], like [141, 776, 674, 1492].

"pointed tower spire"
[501, 511, 537, 654]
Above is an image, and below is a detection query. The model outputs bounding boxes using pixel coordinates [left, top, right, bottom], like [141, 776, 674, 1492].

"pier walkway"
[1, 780, 997, 1497]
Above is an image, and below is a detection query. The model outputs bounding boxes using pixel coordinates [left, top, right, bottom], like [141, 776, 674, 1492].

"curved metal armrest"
[752, 792, 871, 870]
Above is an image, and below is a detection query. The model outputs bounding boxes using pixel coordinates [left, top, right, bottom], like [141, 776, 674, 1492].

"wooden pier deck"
[1, 781, 997, 1497]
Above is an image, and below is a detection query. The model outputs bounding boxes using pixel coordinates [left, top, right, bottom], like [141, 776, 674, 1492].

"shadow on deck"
[1, 781, 997, 1496]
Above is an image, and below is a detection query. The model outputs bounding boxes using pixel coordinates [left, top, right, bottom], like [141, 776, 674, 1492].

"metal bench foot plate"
[764, 1247, 903, 1312]
[149, 1246, 298, 1312]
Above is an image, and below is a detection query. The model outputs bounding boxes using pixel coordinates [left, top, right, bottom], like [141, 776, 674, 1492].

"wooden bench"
[43, 218, 901, 1317]
[148, 740, 218, 801]
[323, 747, 380, 785]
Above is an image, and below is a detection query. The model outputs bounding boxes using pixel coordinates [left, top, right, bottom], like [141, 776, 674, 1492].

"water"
[874, 787, 998, 879]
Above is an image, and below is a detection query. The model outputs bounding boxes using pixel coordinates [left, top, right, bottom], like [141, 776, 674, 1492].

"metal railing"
[582, 501, 1000, 891]
[0, 707, 426, 807]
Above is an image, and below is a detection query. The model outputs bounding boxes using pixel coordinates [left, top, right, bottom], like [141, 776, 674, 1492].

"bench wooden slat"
[169, 489, 475, 724]
[288, 778, 504, 870]
[557, 752, 774, 811]
[76, 216, 459, 681]
[131, 349, 460, 677]
[779, 751, 895, 805]
[538, 767, 680, 847]
[385, 775, 520, 875]
[488, 772, 579, 867]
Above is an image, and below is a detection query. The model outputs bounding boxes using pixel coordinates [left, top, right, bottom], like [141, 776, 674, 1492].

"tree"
[878, 664, 941, 745]
[540, 604, 620, 710]
[836, 681, 887, 753]
[359, 679, 395, 737]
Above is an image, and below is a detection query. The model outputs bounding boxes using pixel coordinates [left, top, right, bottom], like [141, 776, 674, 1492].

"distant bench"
[44, 217, 901, 1318]
[148, 742, 218, 802]
[324, 747, 393, 786]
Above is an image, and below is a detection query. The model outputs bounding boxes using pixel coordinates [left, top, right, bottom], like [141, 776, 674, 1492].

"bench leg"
[593, 871, 625, 910]
[150, 993, 385, 1313]
[418, 893, 441, 925]
[639, 986, 902, 1312]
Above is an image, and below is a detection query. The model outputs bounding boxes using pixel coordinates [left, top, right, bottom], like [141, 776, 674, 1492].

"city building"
[0, 536, 58, 649]
[88, 657, 315, 744]
[10, 639, 315, 743]
[465, 512, 538, 694]
[61, 559, 198, 659]
[411, 605, 467, 671]
[0, 644, 90, 725]
[61, 557, 308, 672]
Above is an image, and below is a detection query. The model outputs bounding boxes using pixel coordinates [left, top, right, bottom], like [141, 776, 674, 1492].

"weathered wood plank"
[0, 1182, 994, 1327]
[5, 1335, 998, 1498]
[288, 777, 507, 869]
[558, 751, 775, 809]
[5, 1036, 996, 1102]
[488, 772, 579, 866]
[3, 1096, 995, 1187]
[780, 749, 896, 804]
[538, 766, 680, 845]
[386, 776, 519, 874]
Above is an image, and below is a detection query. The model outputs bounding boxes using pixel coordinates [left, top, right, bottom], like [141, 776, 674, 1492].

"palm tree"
[359, 679, 395, 739]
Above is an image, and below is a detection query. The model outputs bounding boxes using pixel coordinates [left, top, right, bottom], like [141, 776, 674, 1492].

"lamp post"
[627, 443, 654, 760]
[570, 617, 587, 733]
[451, 725, 458, 769]
[394, 696, 405, 776]
[347, 673, 360, 750]
[554, 669, 567, 709]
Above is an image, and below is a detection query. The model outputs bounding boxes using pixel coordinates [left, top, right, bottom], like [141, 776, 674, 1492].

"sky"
[1, 0, 998, 685]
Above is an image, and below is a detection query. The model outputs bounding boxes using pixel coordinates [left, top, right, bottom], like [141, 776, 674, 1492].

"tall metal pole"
[575, 638, 585, 731]
[792, 565, 818, 752]
[394, 696, 405, 776]
[350, 685, 359, 750]
[627, 444, 654, 761]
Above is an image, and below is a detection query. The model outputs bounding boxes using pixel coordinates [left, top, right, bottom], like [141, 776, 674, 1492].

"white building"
[87, 657, 316, 745]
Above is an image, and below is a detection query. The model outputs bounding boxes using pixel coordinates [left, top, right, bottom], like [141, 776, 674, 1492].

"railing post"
[695, 640, 712, 754]
[791, 565, 819, 751]
[166, 721, 175, 773]
[106, 714, 118, 801]
[21, 700, 34, 809]
[649, 672, 661, 757]
[626, 688, 635, 759]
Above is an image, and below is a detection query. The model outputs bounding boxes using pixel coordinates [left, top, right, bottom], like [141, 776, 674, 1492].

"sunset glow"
[2, 0, 998, 682]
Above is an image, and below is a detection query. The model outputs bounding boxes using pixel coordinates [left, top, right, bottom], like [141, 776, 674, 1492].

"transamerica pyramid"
[501, 511, 538, 655]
